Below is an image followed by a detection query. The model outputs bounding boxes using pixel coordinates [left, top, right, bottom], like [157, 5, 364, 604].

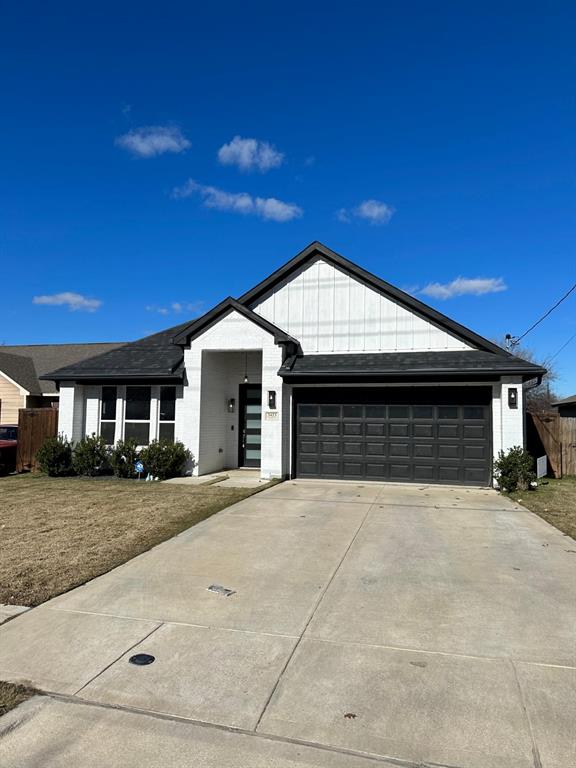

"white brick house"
[45, 242, 545, 486]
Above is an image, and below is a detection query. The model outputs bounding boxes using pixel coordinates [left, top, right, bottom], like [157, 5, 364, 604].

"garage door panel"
[390, 423, 409, 437]
[295, 391, 491, 486]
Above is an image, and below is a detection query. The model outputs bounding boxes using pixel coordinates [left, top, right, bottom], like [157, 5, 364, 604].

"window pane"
[438, 406, 458, 419]
[389, 406, 409, 418]
[126, 386, 151, 420]
[343, 405, 362, 418]
[125, 422, 150, 445]
[101, 386, 117, 421]
[299, 405, 317, 417]
[366, 405, 386, 418]
[159, 423, 175, 443]
[413, 406, 433, 419]
[320, 405, 339, 418]
[160, 386, 176, 421]
[100, 421, 115, 445]
[463, 406, 484, 420]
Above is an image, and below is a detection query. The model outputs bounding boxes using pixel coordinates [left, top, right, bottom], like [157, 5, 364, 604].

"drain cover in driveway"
[129, 653, 155, 666]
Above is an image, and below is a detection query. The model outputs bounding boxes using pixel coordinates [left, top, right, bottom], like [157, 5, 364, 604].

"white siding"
[58, 383, 85, 442]
[492, 376, 525, 468]
[181, 310, 285, 479]
[252, 258, 473, 353]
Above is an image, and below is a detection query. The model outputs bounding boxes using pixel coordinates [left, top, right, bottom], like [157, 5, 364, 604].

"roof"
[551, 394, 576, 407]
[171, 297, 300, 347]
[0, 343, 123, 394]
[40, 241, 547, 384]
[0, 351, 42, 394]
[42, 323, 188, 382]
[279, 351, 547, 381]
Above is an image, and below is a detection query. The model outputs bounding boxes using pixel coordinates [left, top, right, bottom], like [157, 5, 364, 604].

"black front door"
[239, 384, 262, 467]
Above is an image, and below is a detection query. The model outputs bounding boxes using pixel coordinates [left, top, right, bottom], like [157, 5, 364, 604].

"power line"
[512, 281, 576, 346]
[548, 329, 576, 362]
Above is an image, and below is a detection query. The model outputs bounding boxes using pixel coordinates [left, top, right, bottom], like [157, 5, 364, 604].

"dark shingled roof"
[551, 394, 576, 406]
[1, 343, 124, 393]
[0, 351, 42, 394]
[279, 351, 546, 380]
[42, 323, 189, 381]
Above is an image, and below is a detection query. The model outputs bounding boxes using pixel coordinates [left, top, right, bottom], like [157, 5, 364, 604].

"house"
[551, 395, 576, 418]
[43, 242, 546, 486]
[0, 343, 123, 423]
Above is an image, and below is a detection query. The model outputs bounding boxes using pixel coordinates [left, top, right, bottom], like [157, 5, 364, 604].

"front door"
[239, 384, 262, 467]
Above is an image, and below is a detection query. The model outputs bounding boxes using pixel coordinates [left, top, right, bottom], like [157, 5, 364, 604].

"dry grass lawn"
[510, 476, 576, 540]
[0, 681, 37, 718]
[0, 474, 272, 606]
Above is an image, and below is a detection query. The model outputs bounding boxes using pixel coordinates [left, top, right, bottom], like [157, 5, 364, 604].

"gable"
[251, 258, 474, 355]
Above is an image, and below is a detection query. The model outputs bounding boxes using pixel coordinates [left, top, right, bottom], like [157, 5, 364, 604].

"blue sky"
[2, 1, 575, 394]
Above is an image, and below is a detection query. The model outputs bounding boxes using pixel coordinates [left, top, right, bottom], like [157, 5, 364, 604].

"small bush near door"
[110, 438, 140, 479]
[72, 435, 110, 477]
[494, 446, 536, 492]
[36, 435, 73, 477]
[139, 440, 192, 480]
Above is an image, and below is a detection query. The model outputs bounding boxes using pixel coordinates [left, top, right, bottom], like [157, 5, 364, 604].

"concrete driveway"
[1, 481, 575, 768]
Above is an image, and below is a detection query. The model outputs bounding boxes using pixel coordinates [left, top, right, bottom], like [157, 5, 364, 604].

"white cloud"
[115, 126, 190, 158]
[217, 136, 284, 172]
[33, 292, 102, 312]
[146, 301, 204, 316]
[172, 179, 302, 222]
[419, 277, 507, 300]
[337, 199, 395, 225]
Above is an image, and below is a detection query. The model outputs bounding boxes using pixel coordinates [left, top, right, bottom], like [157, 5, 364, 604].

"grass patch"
[0, 474, 275, 606]
[509, 476, 576, 540]
[0, 681, 37, 718]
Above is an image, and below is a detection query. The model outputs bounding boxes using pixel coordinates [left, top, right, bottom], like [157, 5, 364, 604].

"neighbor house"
[551, 395, 576, 418]
[0, 343, 123, 423]
[43, 242, 545, 486]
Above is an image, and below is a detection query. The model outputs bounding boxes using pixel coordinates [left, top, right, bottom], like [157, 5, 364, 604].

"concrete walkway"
[0, 481, 574, 767]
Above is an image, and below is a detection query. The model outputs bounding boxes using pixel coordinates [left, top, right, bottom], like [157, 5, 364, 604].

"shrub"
[139, 440, 192, 480]
[72, 434, 110, 477]
[109, 438, 140, 479]
[36, 434, 73, 477]
[493, 446, 535, 492]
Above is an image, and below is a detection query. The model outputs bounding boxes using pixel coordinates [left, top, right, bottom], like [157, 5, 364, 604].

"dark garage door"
[294, 388, 492, 486]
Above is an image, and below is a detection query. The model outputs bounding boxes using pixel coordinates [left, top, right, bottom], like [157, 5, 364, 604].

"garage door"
[294, 388, 492, 486]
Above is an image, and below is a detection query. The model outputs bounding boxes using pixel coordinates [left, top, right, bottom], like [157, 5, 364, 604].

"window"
[159, 386, 176, 443]
[125, 386, 151, 444]
[100, 386, 117, 445]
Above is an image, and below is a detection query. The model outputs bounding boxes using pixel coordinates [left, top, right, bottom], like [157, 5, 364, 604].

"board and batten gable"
[251, 258, 473, 354]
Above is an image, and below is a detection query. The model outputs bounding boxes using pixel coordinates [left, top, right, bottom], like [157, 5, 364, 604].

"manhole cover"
[129, 653, 155, 666]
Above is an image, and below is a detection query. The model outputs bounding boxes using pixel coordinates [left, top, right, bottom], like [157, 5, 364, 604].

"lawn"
[0, 474, 272, 607]
[510, 476, 576, 540]
[0, 681, 36, 718]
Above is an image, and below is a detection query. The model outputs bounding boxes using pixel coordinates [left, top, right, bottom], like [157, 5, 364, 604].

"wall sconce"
[508, 388, 518, 409]
[227, 398, 235, 413]
[268, 390, 277, 410]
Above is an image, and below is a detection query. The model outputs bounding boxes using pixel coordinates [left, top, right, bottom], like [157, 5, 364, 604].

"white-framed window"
[159, 386, 176, 443]
[100, 386, 117, 445]
[124, 386, 151, 445]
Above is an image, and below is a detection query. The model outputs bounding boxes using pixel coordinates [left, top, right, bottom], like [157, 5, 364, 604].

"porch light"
[268, 390, 277, 410]
[227, 398, 235, 413]
[508, 388, 518, 409]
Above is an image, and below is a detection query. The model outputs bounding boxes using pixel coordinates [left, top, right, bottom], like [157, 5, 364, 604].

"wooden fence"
[16, 407, 58, 472]
[527, 410, 576, 477]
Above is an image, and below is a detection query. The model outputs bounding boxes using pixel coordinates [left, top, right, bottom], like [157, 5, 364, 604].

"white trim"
[0, 369, 30, 396]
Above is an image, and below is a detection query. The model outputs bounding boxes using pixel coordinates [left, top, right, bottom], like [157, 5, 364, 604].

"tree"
[495, 338, 558, 412]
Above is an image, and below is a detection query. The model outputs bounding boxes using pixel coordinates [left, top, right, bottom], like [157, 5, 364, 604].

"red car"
[0, 424, 18, 474]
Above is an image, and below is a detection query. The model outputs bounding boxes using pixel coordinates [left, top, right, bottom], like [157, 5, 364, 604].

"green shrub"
[72, 434, 110, 477]
[109, 438, 140, 479]
[36, 434, 73, 477]
[494, 446, 535, 492]
[139, 440, 192, 480]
